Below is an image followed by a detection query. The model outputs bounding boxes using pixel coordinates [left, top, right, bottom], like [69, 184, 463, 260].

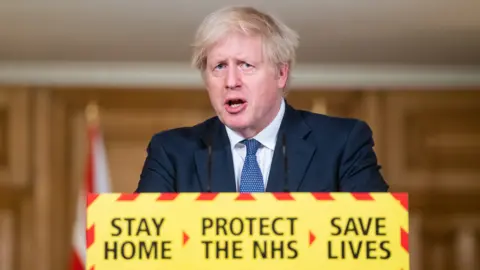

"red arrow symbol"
[183, 231, 190, 246]
[309, 231, 316, 246]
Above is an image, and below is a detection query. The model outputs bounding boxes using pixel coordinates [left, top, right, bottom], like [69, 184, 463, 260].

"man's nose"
[225, 66, 241, 89]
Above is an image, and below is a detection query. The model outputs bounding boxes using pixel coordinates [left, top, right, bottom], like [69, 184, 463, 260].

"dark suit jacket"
[136, 103, 388, 192]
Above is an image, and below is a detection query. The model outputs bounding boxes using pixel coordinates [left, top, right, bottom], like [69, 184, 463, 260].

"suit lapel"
[266, 104, 316, 192]
[195, 119, 237, 192]
[287, 136, 316, 191]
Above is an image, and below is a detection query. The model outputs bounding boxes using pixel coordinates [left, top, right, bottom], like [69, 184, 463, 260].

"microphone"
[282, 133, 289, 192]
[206, 140, 212, 193]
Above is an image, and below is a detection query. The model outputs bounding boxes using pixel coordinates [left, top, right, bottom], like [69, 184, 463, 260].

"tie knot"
[242, 139, 261, 156]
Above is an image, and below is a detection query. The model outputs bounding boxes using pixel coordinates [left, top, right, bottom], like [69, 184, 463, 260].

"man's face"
[203, 32, 288, 138]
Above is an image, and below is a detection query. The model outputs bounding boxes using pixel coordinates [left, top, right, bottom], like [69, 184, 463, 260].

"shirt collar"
[225, 99, 285, 150]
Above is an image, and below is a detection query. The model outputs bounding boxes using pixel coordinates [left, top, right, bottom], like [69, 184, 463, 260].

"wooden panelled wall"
[0, 87, 479, 270]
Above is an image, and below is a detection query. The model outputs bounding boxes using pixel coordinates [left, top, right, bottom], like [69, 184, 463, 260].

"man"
[136, 6, 388, 192]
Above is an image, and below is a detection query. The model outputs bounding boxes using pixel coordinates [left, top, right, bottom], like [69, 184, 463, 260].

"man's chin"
[222, 118, 250, 132]
[225, 122, 248, 131]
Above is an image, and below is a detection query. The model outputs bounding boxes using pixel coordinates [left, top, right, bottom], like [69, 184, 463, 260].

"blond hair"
[191, 6, 299, 72]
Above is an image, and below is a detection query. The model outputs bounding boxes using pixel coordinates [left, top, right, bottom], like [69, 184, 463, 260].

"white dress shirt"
[225, 99, 286, 191]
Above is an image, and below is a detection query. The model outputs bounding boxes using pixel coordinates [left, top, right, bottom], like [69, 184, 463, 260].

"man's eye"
[214, 64, 226, 70]
[240, 63, 253, 69]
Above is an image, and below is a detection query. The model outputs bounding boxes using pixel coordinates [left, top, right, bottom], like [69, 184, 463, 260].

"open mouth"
[224, 98, 247, 113]
[226, 99, 246, 107]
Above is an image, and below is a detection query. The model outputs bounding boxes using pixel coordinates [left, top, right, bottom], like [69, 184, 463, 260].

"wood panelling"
[0, 108, 7, 167]
[406, 108, 480, 171]
[0, 89, 30, 186]
[17, 197, 34, 270]
[385, 91, 480, 191]
[33, 90, 54, 270]
[0, 88, 32, 270]
[453, 225, 478, 270]
[50, 91, 71, 270]
[0, 210, 14, 270]
[0, 91, 9, 180]
[0, 183, 28, 209]
[51, 88, 214, 111]
[9, 89, 30, 187]
[101, 107, 215, 142]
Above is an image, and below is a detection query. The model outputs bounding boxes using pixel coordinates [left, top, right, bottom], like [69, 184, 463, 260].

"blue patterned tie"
[239, 139, 264, 192]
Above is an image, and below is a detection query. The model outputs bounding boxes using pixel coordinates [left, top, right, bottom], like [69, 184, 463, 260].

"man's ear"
[276, 63, 289, 89]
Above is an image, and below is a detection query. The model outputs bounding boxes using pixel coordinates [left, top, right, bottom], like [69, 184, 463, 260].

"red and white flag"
[71, 106, 111, 270]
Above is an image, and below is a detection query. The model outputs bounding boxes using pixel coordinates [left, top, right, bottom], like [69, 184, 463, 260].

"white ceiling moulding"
[0, 61, 479, 89]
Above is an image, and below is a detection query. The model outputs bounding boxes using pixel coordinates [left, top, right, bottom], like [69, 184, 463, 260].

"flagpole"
[83, 100, 111, 193]
[84, 101, 99, 194]
[85, 101, 100, 127]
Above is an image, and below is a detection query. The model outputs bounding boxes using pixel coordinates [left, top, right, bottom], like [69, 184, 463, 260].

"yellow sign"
[86, 193, 409, 270]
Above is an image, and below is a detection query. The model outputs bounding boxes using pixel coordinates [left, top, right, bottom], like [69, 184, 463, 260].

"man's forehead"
[207, 36, 265, 61]
[208, 52, 263, 61]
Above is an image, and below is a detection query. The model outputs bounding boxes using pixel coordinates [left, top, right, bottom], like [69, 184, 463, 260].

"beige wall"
[0, 87, 479, 270]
